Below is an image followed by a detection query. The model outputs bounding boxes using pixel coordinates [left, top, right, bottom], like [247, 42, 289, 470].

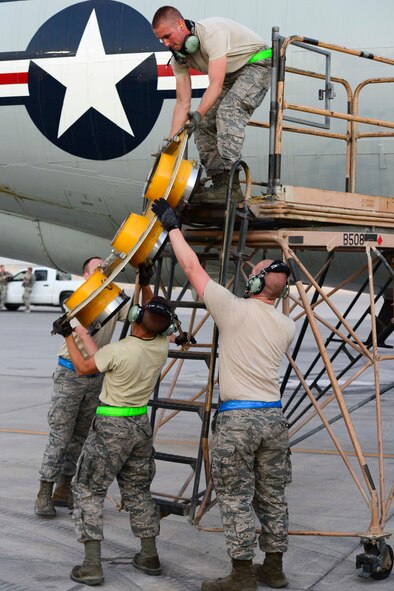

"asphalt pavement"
[0, 301, 393, 590]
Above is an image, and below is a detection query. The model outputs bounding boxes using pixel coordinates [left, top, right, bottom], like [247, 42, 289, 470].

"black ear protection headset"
[244, 260, 291, 299]
[128, 301, 179, 337]
[171, 19, 200, 64]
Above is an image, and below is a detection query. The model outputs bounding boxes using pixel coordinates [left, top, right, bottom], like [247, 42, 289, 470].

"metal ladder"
[148, 160, 255, 522]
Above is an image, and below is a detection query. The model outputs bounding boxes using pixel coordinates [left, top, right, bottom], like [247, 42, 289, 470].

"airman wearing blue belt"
[52, 293, 176, 586]
[152, 198, 296, 591]
[34, 257, 140, 517]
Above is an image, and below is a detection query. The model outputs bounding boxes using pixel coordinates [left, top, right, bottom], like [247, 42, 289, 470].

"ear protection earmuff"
[244, 260, 291, 298]
[172, 19, 200, 63]
[128, 302, 179, 336]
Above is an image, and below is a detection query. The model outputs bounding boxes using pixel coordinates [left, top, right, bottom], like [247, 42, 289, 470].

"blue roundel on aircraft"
[25, 0, 164, 160]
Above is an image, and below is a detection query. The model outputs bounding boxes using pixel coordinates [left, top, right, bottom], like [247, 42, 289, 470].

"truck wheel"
[4, 304, 20, 311]
[59, 292, 73, 312]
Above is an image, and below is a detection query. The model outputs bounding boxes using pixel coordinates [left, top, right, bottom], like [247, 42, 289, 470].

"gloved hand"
[184, 111, 202, 137]
[52, 316, 73, 337]
[138, 262, 155, 286]
[151, 198, 179, 232]
[175, 332, 197, 346]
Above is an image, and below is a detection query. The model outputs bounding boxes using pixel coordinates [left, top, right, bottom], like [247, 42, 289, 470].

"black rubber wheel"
[371, 543, 393, 580]
[4, 304, 20, 311]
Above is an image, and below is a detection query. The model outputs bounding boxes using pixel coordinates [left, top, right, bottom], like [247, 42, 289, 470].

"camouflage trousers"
[194, 63, 271, 176]
[0, 284, 7, 308]
[210, 407, 292, 560]
[72, 414, 159, 543]
[39, 366, 104, 480]
[22, 286, 33, 310]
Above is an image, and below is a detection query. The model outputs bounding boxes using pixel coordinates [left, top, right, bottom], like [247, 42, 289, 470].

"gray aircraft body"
[0, 0, 393, 285]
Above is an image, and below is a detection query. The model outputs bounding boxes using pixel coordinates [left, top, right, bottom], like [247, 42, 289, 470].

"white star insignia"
[32, 9, 152, 138]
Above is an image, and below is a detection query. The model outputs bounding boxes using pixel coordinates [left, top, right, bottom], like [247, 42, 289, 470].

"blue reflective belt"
[58, 356, 75, 371]
[58, 356, 100, 378]
[218, 400, 282, 413]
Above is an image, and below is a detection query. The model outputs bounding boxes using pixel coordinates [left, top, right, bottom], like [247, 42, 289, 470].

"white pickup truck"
[5, 266, 83, 311]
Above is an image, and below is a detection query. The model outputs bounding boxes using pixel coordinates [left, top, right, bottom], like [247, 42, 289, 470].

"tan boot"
[197, 171, 243, 205]
[70, 540, 104, 586]
[52, 474, 73, 509]
[253, 552, 288, 588]
[132, 537, 161, 576]
[34, 481, 56, 517]
[201, 558, 257, 590]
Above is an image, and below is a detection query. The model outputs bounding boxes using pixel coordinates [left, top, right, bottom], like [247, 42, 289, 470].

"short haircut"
[152, 6, 184, 28]
[142, 296, 174, 335]
[82, 256, 102, 275]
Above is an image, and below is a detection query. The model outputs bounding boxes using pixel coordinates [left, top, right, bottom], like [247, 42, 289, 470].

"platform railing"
[248, 26, 394, 196]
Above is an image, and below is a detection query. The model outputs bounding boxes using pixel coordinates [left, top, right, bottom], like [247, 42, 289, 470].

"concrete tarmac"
[0, 301, 393, 590]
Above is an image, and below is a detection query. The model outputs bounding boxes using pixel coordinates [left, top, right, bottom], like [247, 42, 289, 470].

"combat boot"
[34, 480, 56, 517]
[253, 552, 288, 588]
[70, 540, 104, 586]
[198, 170, 244, 205]
[52, 474, 73, 509]
[132, 537, 161, 576]
[201, 558, 257, 590]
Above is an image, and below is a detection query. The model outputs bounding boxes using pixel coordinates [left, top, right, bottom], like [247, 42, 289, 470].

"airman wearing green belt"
[52, 294, 175, 586]
[152, 6, 272, 204]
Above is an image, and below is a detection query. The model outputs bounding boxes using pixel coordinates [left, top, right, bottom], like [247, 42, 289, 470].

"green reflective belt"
[96, 405, 147, 417]
[248, 48, 272, 63]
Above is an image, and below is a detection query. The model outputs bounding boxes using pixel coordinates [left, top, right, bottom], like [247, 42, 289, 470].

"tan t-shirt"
[58, 304, 128, 361]
[172, 18, 267, 77]
[204, 280, 295, 402]
[94, 334, 168, 407]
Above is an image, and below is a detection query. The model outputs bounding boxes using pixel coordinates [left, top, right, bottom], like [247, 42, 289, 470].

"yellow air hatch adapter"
[64, 268, 129, 334]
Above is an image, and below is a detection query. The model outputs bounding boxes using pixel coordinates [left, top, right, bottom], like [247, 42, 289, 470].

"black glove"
[52, 316, 73, 337]
[184, 111, 202, 137]
[175, 332, 197, 346]
[151, 198, 179, 232]
[138, 262, 154, 286]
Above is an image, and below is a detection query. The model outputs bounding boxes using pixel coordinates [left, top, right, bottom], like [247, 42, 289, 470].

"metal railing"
[249, 27, 394, 195]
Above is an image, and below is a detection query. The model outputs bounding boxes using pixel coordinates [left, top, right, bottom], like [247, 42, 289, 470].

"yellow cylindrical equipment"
[111, 211, 166, 266]
[111, 213, 150, 256]
[64, 268, 129, 334]
[110, 140, 201, 269]
[144, 153, 193, 209]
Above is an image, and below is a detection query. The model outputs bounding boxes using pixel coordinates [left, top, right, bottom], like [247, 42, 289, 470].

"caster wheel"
[370, 543, 393, 580]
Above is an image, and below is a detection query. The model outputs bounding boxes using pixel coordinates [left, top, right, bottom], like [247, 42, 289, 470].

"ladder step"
[168, 350, 212, 362]
[154, 451, 197, 467]
[149, 398, 206, 412]
[154, 498, 191, 517]
[172, 301, 206, 309]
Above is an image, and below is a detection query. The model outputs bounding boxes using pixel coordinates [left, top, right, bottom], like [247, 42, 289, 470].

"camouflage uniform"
[22, 270, 35, 311]
[0, 269, 11, 309]
[211, 408, 292, 560]
[203, 279, 296, 564]
[71, 329, 168, 545]
[73, 414, 159, 542]
[195, 63, 271, 176]
[39, 310, 126, 482]
[39, 369, 104, 481]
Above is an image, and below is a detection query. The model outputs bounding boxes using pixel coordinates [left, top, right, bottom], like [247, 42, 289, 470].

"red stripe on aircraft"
[157, 65, 203, 77]
[0, 72, 28, 85]
[0, 67, 203, 86]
